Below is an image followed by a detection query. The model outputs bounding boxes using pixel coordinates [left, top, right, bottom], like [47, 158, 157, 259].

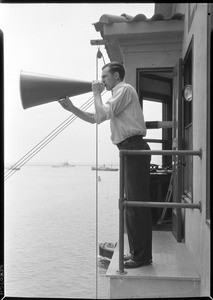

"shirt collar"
[112, 81, 125, 95]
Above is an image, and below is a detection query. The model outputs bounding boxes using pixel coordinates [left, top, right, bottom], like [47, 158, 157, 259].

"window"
[137, 68, 173, 168]
[143, 100, 162, 165]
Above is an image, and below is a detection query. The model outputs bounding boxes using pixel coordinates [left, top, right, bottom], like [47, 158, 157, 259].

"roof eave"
[99, 19, 184, 62]
[102, 19, 184, 40]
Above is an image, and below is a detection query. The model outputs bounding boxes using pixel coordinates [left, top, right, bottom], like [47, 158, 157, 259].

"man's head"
[101, 62, 125, 91]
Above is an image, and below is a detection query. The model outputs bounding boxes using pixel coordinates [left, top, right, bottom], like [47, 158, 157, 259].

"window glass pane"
[143, 100, 162, 165]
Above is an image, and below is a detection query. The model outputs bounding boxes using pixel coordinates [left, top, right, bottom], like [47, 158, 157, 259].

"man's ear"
[114, 71, 120, 80]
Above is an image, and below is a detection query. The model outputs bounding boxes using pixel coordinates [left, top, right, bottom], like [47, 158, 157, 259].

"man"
[59, 62, 152, 268]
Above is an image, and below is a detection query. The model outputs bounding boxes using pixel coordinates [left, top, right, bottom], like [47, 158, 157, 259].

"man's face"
[101, 66, 117, 91]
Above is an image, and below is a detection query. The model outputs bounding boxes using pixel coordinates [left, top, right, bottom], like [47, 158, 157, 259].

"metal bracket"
[116, 269, 127, 275]
[90, 39, 109, 46]
[198, 148, 202, 158]
[118, 198, 127, 209]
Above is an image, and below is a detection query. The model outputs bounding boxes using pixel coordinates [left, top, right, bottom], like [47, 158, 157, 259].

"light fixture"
[182, 84, 192, 102]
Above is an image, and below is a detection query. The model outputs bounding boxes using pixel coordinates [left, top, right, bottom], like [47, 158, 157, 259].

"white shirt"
[102, 81, 147, 144]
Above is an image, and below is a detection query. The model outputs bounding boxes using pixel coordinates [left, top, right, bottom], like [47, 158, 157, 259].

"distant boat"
[91, 164, 118, 171]
[52, 161, 75, 168]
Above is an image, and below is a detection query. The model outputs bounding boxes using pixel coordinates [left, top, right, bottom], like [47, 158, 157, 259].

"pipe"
[120, 149, 202, 158]
[123, 201, 202, 211]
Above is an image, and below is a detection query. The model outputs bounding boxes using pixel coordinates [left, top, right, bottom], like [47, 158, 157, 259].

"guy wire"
[4, 96, 93, 174]
[5, 91, 106, 181]
[4, 97, 93, 179]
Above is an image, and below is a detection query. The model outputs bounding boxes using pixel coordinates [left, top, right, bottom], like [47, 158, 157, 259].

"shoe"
[124, 254, 132, 261]
[124, 258, 152, 269]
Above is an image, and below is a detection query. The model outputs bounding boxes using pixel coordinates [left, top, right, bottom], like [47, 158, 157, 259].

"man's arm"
[92, 81, 107, 124]
[59, 97, 96, 124]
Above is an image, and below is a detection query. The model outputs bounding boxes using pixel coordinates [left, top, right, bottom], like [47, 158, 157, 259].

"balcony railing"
[117, 149, 202, 275]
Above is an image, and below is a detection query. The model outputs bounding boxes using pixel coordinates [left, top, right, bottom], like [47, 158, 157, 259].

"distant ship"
[52, 161, 75, 168]
[91, 164, 118, 171]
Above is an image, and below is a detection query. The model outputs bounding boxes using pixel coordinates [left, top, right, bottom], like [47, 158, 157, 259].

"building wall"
[154, 3, 173, 17]
[155, 3, 186, 17]
[181, 3, 210, 296]
[119, 35, 182, 89]
[173, 3, 186, 16]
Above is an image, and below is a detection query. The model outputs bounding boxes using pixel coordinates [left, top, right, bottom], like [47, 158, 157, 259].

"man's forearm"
[69, 105, 96, 124]
[93, 93, 107, 124]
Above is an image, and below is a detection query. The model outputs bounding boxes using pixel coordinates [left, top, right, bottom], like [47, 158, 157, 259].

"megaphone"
[20, 71, 92, 109]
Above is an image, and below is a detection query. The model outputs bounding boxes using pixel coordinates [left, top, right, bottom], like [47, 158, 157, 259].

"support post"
[116, 151, 127, 275]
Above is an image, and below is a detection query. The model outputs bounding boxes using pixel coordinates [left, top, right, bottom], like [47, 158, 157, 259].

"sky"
[0, 3, 159, 166]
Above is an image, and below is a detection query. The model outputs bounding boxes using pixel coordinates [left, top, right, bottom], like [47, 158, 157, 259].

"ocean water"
[4, 165, 119, 298]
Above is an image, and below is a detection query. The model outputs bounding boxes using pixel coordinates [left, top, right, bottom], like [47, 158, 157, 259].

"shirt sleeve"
[104, 85, 132, 120]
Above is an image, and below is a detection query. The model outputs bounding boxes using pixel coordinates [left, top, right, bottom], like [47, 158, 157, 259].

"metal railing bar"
[120, 149, 202, 157]
[144, 138, 170, 143]
[123, 200, 201, 211]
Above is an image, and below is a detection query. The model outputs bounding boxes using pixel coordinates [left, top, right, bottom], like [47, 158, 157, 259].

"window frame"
[182, 37, 193, 202]
[136, 68, 173, 166]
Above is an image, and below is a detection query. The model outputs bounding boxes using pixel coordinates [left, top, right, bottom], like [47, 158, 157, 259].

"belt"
[118, 135, 143, 147]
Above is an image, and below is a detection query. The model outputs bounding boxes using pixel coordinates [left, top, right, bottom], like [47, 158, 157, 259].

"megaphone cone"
[20, 71, 92, 109]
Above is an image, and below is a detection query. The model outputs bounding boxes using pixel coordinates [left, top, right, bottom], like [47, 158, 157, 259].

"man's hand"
[92, 81, 105, 95]
[58, 95, 96, 124]
[58, 96, 74, 111]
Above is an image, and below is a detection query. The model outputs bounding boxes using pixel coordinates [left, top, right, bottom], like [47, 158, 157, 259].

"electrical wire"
[4, 98, 92, 179]
[4, 91, 107, 181]
[4, 95, 93, 175]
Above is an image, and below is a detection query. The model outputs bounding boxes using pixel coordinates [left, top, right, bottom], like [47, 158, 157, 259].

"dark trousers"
[117, 136, 152, 262]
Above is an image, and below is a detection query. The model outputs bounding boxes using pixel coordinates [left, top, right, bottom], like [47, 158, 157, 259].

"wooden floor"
[107, 231, 200, 280]
[106, 231, 200, 298]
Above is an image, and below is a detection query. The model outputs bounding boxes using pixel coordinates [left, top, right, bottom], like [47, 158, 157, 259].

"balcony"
[106, 231, 200, 298]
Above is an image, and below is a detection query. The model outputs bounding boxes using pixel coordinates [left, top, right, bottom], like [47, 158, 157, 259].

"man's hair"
[102, 61, 125, 80]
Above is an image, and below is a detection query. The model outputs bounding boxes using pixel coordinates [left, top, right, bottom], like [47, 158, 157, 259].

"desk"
[150, 172, 172, 224]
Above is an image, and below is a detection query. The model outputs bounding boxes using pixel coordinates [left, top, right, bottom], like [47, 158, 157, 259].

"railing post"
[116, 150, 127, 275]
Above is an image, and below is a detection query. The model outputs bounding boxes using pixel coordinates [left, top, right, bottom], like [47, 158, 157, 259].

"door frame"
[172, 59, 184, 242]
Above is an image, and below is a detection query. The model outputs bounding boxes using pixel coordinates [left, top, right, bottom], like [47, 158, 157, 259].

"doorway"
[136, 68, 173, 231]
